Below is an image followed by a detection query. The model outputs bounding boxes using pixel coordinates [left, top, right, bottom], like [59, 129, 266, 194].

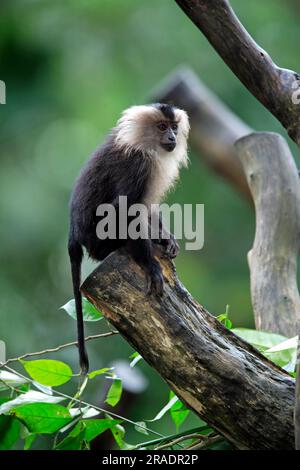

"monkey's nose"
[168, 135, 176, 142]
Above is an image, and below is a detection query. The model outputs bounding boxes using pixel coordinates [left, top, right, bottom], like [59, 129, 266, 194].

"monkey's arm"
[110, 152, 164, 295]
[149, 212, 180, 259]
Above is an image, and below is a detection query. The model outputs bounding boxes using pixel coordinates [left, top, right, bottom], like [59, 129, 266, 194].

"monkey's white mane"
[114, 105, 190, 206]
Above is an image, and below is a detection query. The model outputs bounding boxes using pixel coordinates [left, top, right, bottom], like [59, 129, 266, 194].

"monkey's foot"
[162, 237, 180, 259]
[146, 268, 164, 297]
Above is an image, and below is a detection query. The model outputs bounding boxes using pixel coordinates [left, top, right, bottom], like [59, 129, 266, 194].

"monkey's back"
[69, 137, 153, 261]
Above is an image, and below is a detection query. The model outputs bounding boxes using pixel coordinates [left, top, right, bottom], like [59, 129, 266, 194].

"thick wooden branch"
[175, 0, 300, 145]
[152, 67, 252, 200]
[82, 250, 295, 450]
[235, 132, 300, 337]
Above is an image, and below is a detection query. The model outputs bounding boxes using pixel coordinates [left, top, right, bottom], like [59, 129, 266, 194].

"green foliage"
[0, 414, 20, 450]
[232, 328, 286, 350]
[134, 421, 149, 436]
[218, 309, 298, 374]
[11, 403, 72, 434]
[0, 391, 64, 414]
[61, 298, 103, 322]
[105, 378, 123, 407]
[0, 301, 295, 450]
[88, 368, 113, 379]
[21, 360, 73, 386]
[217, 305, 232, 329]
[129, 352, 143, 368]
[169, 391, 190, 430]
[55, 419, 121, 450]
[0, 371, 28, 391]
[232, 328, 297, 373]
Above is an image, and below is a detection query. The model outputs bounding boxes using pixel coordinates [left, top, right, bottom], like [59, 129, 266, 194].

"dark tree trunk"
[82, 249, 295, 450]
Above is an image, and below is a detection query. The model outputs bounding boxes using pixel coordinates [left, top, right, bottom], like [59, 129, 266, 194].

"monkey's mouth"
[161, 143, 176, 152]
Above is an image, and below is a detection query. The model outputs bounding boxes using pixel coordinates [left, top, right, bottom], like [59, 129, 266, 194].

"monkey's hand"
[161, 235, 180, 259]
[147, 261, 164, 296]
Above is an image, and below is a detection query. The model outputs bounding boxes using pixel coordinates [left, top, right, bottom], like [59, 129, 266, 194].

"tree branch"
[175, 0, 300, 145]
[235, 132, 300, 337]
[81, 249, 295, 450]
[0, 332, 117, 368]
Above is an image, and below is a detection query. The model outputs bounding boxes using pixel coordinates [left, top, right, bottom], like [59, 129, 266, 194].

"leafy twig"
[2, 364, 164, 439]
[0, 332, 118, 368]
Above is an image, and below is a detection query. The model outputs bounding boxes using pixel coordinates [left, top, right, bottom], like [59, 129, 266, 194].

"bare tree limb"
[235, 132, 300, 337]
[0, 332, 118, 368]
[81, 249, 295, 450]
[152, 67, 252, 199]
[175, 0, 300, 145]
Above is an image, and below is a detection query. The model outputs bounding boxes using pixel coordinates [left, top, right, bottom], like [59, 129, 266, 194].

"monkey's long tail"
[68, 239, 89, 375]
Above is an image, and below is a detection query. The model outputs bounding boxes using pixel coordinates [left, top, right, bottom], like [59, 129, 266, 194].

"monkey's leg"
[126, 238, 164, 296]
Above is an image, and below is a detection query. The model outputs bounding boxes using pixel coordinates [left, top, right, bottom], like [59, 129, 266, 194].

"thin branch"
[175, 0, 300, 145]
[0, 332, 118, 368]
[133, 425, 211, 449]
[186, 434, 224, 450]
[154, 432, 209, 450]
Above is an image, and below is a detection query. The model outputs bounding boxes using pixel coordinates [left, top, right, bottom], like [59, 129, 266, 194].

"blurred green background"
[1, 0, 299, 446]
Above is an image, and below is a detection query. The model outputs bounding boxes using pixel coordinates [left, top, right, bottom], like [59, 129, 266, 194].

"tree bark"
[235, 132, 300, 337]
[151, 67, 252, 200]
[175, 0, 300, 146]
[82, 249, 295, 450]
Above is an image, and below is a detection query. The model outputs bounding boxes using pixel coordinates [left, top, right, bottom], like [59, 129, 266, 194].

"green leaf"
[88, 368, 113, 379]
[11, 403, 72, 434]
[21, 359, 73, 386]
[105, 378, 122, 407]
[111, 423, 125, 448]
[169, 392, 190, 430]
[149, 395, 178, 422]
[24, 434, 36, 450]
[0, 415, 20, 450]
[264, 336, 298, 371]
[73, 419, 121, 442]
[0, 371, 29, 391]
[0, 391, 64, 414]
[217, 305, 232, 329]
[110, 423, 134, 450]
[56, 419, 122, 450]
[232, 328, 287, 351]
[147, 395, 178, 422]
[69, 406, 99, 419]
[56, 425, 86, 450]
[129, 352, 142, 368]
[61, 298, 103, 322]
[134, 421, 149, 435]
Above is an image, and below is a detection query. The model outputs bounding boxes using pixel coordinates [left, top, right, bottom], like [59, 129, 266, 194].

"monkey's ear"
[176, 109, 190, 138]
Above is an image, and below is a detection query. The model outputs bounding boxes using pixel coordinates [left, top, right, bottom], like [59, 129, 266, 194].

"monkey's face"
[114, 104, 189, 156]
[156, 121, 178, 152]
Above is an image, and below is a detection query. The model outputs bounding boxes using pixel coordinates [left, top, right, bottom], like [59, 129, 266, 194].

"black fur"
[152, 103, 175, 121]
[68, 135, 167, 374]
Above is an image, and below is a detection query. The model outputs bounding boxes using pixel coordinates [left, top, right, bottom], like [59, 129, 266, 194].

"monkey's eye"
[157, 122, 168, 131]
[171, 123, 178, 131]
